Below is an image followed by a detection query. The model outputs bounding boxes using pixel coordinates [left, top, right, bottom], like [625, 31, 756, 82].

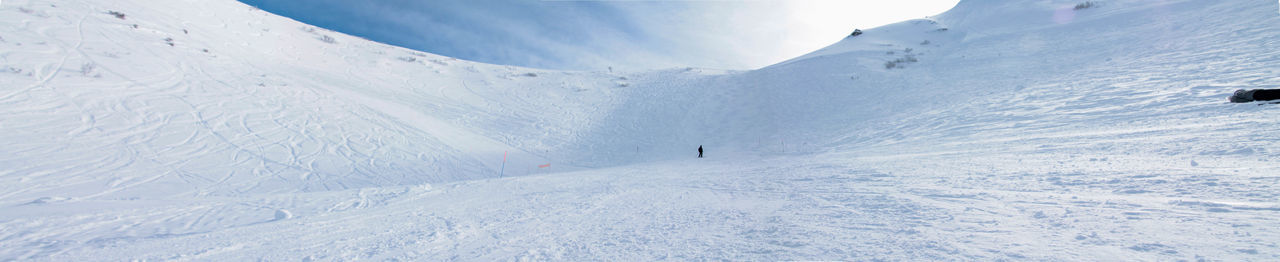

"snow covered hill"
[2, 0, 1279, 260]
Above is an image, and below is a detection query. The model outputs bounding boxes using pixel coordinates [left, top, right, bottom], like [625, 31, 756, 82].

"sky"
[237, 0, 961, 70]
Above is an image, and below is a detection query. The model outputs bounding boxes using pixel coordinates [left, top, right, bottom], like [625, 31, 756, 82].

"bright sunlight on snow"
[1, 0, 1278, 260]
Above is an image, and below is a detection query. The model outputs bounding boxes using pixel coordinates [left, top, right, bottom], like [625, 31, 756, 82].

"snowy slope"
[0, 0, 643, 201]
[2, 0, 1280, 260]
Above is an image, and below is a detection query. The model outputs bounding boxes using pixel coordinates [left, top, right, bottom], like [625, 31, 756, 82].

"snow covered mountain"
[2, 0, 1278, 260]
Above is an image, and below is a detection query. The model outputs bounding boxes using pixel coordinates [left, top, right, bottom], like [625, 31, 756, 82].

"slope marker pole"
[500, 151, 507, 178]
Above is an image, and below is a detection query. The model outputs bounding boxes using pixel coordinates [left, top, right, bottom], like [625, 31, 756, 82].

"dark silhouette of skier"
[1230, 89, 1280, 103]
[698, 145, 703, 158]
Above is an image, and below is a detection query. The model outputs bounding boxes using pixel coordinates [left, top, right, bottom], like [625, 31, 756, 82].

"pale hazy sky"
[238, 0, 961, 70]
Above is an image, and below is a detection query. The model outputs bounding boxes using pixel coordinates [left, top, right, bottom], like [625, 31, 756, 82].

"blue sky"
[238, 0, 960, 70]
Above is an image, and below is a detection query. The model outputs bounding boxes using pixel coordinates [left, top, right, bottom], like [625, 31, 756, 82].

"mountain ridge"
[2, 0, 1279, 259]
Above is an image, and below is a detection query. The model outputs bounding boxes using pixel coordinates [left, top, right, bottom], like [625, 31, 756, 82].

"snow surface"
[2, 0, 1279, 260]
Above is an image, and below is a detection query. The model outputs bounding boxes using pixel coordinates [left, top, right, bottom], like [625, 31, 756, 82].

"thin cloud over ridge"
[237, 0, 959, 70]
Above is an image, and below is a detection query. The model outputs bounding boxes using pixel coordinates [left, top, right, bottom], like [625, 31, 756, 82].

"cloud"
[237, 0, 959, 70]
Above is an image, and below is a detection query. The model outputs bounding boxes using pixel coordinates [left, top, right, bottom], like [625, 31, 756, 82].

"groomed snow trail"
[29, 153, 1280, 260]
[1, 0, 1278, 260]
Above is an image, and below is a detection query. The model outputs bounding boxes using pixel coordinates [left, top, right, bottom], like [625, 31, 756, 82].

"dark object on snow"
[107, 11, 126, 20]
[1229, 89, 1280, 103]
[850, 29, 863, 37]
[698, 145, 703, 158]
[1074, 1, 1097, 10]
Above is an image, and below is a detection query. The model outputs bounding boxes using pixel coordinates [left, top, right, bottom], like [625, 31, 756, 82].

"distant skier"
[1229, 89, 1280, 103]
[698, 145, 703, 158]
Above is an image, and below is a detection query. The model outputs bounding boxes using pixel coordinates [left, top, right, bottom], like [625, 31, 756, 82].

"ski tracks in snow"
[2, 0, 1279, 260]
